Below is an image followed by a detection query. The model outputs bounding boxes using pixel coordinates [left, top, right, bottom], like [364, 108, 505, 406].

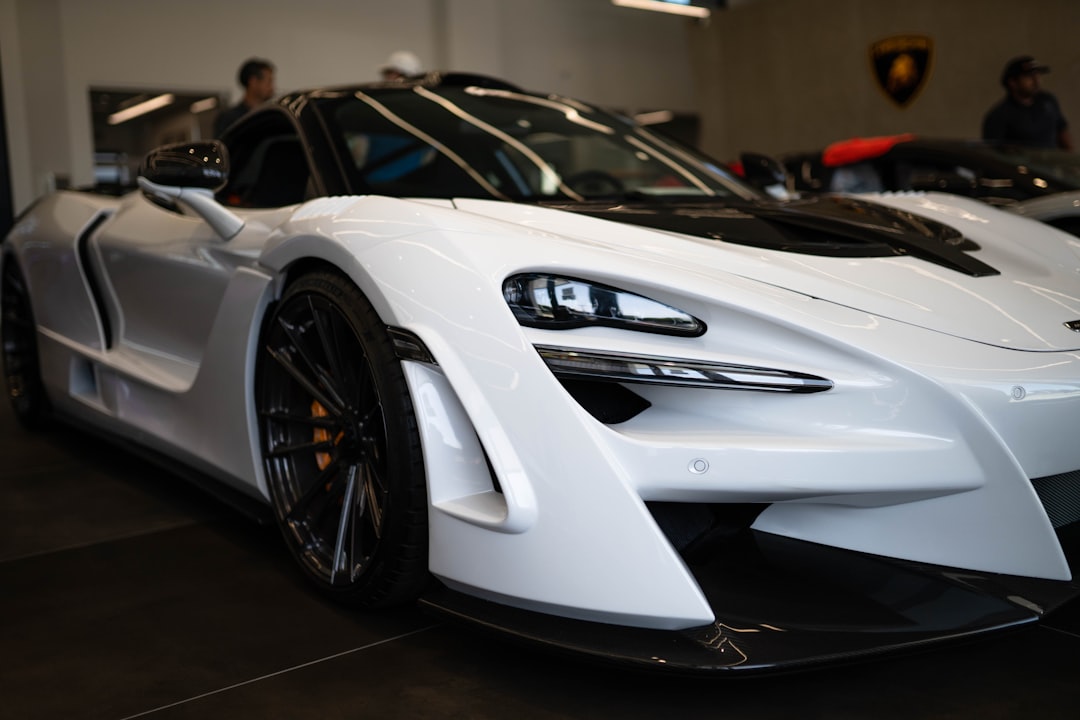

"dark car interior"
[219, 114, 314, 208]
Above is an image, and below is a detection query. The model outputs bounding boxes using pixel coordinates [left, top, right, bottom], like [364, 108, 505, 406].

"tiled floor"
[2, 399, 1079, 719]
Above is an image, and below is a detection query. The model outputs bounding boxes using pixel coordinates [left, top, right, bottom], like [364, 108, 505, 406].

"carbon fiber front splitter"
[418, 529, 1080, 674]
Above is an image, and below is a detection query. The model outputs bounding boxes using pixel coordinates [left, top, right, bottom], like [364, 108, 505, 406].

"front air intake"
[1031, 470, 1080, 529]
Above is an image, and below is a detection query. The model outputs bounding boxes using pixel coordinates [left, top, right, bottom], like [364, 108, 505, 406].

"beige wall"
[1, 0, 72, 207]
[688, 0, 1080, 161]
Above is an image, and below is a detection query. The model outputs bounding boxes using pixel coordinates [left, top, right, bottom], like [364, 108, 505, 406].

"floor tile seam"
[114, 624, 443, 720]
[1040, 624, 1080, 641]
[0, 518, 207, 565]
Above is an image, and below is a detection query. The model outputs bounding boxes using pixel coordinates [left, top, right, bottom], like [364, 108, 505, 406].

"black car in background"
[774, 134, 1080, 235]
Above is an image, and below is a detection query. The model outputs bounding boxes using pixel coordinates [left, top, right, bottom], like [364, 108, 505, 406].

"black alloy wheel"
[1, 256, 51, 429]
[256, 271, 429, 607]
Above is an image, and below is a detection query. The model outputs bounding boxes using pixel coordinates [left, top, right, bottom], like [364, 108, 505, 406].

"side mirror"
[140, 141, 229, 190]
[138, 141, 243, 240]
[740, 152, 796, 199]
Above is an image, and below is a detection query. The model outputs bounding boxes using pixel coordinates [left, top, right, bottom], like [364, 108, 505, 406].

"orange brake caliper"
[311, 400, 345, 473]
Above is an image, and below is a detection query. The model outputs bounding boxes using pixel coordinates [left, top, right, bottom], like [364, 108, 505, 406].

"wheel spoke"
[274, 314, 348, 412]
[351, 464, 370, 579]
[265, 437, 335, 459]
[309, 298, 348, 390]
[282, 459, 340, 519]
[361, 434, 388, 490]
[265, 344, 344, 417]
[355, 397, 383, 440]
[330, 464, 359, 584]
[260, 408, 339, 429]
[363, 461, 384, 539]
[361, 411, 388, 470]
[317, 301, 371, 413]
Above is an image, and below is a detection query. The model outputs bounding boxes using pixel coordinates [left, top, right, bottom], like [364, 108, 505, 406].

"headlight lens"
[536, 346, 833, 393]
[503, 274, 705, 336]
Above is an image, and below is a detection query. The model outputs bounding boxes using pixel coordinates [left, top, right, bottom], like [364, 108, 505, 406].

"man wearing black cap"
[982, 55, 1071, 150]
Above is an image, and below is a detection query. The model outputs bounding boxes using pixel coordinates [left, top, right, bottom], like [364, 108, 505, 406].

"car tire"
[256, 270, 429, 607]
[1, 257, 51, 429]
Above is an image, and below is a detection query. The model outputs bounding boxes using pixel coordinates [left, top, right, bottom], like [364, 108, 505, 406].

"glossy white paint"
[456, 195, 1080, 351]
[7, 191, 114, 350]
[137, 178, 245, 240]
[5, 185, 1079, 630]
[404, 360, 714, 628]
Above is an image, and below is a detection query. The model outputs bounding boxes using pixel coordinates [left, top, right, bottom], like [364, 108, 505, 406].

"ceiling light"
[634, 110, 675, 125]
[612, 0, 712, 18]
[189, 97, 219, 114]
[107, 93, 175, 125]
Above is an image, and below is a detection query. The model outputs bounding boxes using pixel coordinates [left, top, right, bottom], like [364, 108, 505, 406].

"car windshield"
[314, 84, 760, 202]
[990, 146, 1080, 188]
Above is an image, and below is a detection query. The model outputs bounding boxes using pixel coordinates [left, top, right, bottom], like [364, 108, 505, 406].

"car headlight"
[536, 346, 833, 393]
[503, 274, 705, 337]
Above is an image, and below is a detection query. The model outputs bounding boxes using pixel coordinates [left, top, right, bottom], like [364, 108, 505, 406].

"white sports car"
[3, 73, 1079, 673]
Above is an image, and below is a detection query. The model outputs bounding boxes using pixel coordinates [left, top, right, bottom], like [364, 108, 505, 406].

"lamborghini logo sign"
[870, 35, 933, 108]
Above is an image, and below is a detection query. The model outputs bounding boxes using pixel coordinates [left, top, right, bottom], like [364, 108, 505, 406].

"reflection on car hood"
[453, 192, 1080, 352]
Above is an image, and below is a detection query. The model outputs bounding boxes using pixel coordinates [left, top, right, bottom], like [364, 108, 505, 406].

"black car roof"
[276, 72, 527, 107]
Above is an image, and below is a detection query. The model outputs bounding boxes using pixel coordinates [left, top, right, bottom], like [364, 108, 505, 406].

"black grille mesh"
[1031, 470, 1080, 529]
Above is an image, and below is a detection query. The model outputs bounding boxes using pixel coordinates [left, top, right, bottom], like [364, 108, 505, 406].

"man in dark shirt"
[213, 58, 276, 137]
[982, 55, 1072, 150]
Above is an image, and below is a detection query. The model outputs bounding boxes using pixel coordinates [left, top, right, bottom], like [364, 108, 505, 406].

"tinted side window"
[218, 113, 313, 208]
[336, 110, 482, 198]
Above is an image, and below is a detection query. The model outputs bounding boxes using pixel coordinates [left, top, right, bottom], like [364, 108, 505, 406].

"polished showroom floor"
[2, 398, 1079, 720]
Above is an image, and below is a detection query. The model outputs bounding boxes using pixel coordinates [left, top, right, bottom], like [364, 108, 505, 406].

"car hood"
[453, 193, 1080, 352]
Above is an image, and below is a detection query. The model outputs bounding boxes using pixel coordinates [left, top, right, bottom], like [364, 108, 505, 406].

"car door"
[86, 110, 315, 377]
[87, 194, 238, 377]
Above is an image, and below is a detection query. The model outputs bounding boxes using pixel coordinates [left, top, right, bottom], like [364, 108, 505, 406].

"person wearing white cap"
[982, 54, 1072, 150]
[380, 51, 423, 82]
